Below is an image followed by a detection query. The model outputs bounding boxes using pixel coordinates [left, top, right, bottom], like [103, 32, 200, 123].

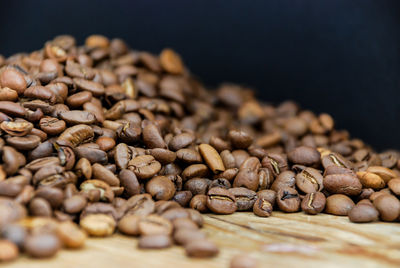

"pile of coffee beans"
[0, 35, 399, 263]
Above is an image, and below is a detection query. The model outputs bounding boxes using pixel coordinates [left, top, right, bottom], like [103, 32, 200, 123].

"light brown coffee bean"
[325, 194, 355, 216]
[80, 214, 116, 237]
[56, 221, 87, 248]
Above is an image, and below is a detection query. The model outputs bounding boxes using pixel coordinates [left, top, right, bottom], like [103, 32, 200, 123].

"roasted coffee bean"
[6, 135, 40, 150]
[229, 130, 253, 149]
[1, 120, 33, 136]
[146, 176, 176, 201]
[169, 133, 196, 151]
[253, 198, 273, 217]
[190, 194, 208, 213]
[117, 214, 141, 236]
[184, 178, 211, 195]
[388, 178, 400, 195]
[1, 224, 27, 248]
[138, 234, 172, 249]
[288, 146, 320, 166]
[147, 148, 176, 164]
[161, 207, 189, 221]
[373, 194, 400, 222]
[92, 163, 120, 187]
[174, 228, 206, 245]
[325, 194, 355, 216]
[56, 221, 87, 248]
[80, 180, 114, 202]
[119, 169, 140, 197]
[356, 171, 385, 190]
[233, 169, 259, 191]
[24, 233, 61, 258]
[301, 192, 326, 215]
[119, 194, 155, 217]
[75, 157, 92, 180]
[128, 155, 161, 180]
[80, 214, 116, 237]
[270, 170, 296, 192]
[172, 191, 193, 207]
[366, 166, 397, 184]
[182, 164, 209, 180]
[74, 146, 108, 164]
[185, 239, 219, 258]
[172, 217, 198, 230]
[348, 204, 379, 223]
[256, 190, 276, 206]
[57, 124, 94, 148]
[276, 187, 300, 213]
[207, 187, 236, 214]
[138, 214, 173, 236]
[261, 153, 288, 176]
[229, 187, 257, 211]
[199, 144, 225, 174]
[296, 167, 323, 194]
[142, 123, 166, 149]
[63, 195, 87, 214]
[324, 173, 362, 196]
[321, 152, 352, 169]
[29, 197, 52, 217]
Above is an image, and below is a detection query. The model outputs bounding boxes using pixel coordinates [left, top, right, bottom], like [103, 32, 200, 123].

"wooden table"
[7, 212, 400, 268]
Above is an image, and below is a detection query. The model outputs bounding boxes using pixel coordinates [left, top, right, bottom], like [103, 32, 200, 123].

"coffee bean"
[325, 194, 355, 216]
[128, 155, 161, 179]
[142, 123, 166, 149]
[270, 170, 296, 192]
[348, 204, 379, 223]
[356, 171, 385, 190]
[388, 178, 400, 195]
[1, 120, 33, 136]
[295, 167, 323, 194]
[24, 233, 61, 258]
[117, 214, 141, 236]
[174, 228, 206, 245]
[233, 169, 259, 191]
[63, 195, 87, 214]
[229, 130, 253, 149]
[29, 197, 52, 217]
[276, 187, 300, 213]
[146, 176, 176, 201]
[0, 67, 27, 94]
[323, 173, 362, 196]
[301, 192, 326, 215]
[172, 217, 198, 230]
[185, 239, 219, 258]
[190, 194, 208, 212]
[199, 144, 225, 174]
[1, 224, 27, 248]
[119, 169, 140, 197]
[92, 163, 120, 187]
[253, 197, 272, 217]
[138, 234, 172, 249]
[373, 194, 400, 222]
[288, 146, 321, 166]
[229, 187, 257, 211]
[172, 191, 193, 207]
[207, 187, 236, 214]
[80, 214, 116, 237]
[57, 124, 94, 148]
[138, 214, 173, 236]
[119, 194, 155, 217]
[56, 221, 87, 248]
[366, 166, 397, 184]
[256, 190, 276, 206]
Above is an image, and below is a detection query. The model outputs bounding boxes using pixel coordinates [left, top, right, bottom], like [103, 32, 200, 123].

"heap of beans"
[0, 35, 399, 263]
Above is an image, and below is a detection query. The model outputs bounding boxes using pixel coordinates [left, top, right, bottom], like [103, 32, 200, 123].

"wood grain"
[7, 212, 400, 268]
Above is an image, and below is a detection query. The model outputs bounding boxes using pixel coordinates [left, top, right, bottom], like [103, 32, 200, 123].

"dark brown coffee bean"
[74, 146, 108, 164]
[146, 176, 176, 201]
[321, 152, 353, 169]
[229, 130, 253, 149]
[229, 187, 257, 211]
[276, 187, 300, 213]
[128, 155, 161, 180]
[185, 239, 219, 258]
[57, 124, 94, 148]
[24, 233, 61, 258]
[207, 187, 236, 214]
[176, 148, 202, 164]
[184, 178, 211, 195]
[172, 191, 192, 207]
[147, 148, 176, 164]
[189, 194, 208, 212]
[92, 163, 120, 187]
[60, 110, 96, 125]
[63, 195, 87, 214]
[26, 157, 60, 172]
[138, 234, 172, 249]
[348, 204, 379, 223]
[182, 164, 209, 180]
[253, 197, 272, 217]
[324, 173, 362, 196]
[233, 169, 259, 191]
[73, 77, 104, 96]
[75, 157, 92, 180]
[6, 135, 40, 150]
[24, 86, 56, 104]
[270, 170, 295, 192]
[169, 132, 196, 151]
[373, 194, 400, 222]
[39, 117, 66, 135]
[35, 187, 64, 209]
[288, 146, 321, 166]
[301, 192, 326, 215]
[119, 169, 140, 197]
[29, 197, 52, 217]
[325, 194, 355, 216]
[142, 123, 166, 149]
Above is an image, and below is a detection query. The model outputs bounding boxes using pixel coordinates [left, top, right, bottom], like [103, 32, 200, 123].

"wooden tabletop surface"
[6, 212, 400, 268]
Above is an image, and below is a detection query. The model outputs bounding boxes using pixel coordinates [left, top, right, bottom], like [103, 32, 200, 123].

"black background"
[1, 0, 399, 151]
